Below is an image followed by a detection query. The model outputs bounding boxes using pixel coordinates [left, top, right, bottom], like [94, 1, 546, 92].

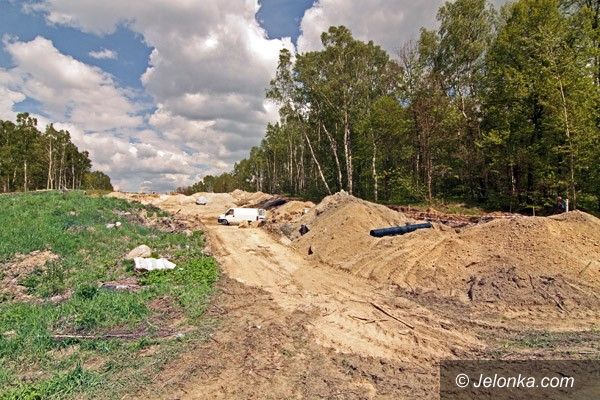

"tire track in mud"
[117, 191, 600, 399]
[191, 212, 482, 371]
[140, 195, 485, 399]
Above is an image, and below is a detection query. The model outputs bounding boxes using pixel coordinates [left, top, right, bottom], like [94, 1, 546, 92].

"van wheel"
[222, 220, 229, 225]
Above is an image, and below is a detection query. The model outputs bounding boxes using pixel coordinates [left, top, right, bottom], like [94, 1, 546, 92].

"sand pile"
[151, 194, 195, 207]
[106, 192, 130, 200]
[106, 192, 163, 206]
[291, 192, 600, 310]
[269, 201, 315, 224]
[292, 191, 414, 260]
[230, 190, 273, 207]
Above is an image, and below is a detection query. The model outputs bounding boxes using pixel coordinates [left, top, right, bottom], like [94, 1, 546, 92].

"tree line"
[0, 113, 113, 192]
[182, 0, 600, 212]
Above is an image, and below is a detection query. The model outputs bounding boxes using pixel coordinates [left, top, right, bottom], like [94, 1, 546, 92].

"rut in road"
[121, 191, 600, 399]
[131, 192, 484, 399]
[205, 224, 482, 363]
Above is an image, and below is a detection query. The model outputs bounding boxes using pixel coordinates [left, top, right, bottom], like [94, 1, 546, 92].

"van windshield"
[225, 209, 234, 216]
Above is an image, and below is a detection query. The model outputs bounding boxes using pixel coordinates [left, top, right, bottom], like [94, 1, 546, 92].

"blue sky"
[0, 1, 151, 90]
[257, 0, 314, 41]
[0, 0, 312, 116]
[0, 0, 469, 192]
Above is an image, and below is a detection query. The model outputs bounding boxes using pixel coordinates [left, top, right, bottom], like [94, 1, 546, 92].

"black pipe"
[370, 222, 433, 238]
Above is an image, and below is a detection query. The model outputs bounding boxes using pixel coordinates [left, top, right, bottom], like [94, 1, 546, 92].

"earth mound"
[289, 192, 600, 310]
[292, 191, 413, 261]
[230, 190, 273, 207]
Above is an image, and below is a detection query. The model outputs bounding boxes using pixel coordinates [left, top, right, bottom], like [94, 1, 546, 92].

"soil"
[289, 193, 600, 312]
[0, 250, 59, 301]
[230, 189, 273, 207]
[111, 191, 600, 399]
[144, 277, 450, 400]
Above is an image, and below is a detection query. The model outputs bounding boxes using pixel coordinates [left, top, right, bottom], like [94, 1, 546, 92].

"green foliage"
[82, 171, 113, 191]
[0, 192, 218, 398]
[0, 365, 101, 400]
[176, 173, 239, 194]
[484, 0, 599, 209]
[189, 0, 599, 213]
[0, 113, 112, 193]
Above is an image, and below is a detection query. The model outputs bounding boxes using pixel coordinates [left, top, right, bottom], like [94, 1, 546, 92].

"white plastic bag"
[134, 257, 176, 271]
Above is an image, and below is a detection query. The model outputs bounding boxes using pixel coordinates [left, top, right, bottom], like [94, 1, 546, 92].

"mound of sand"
[292, 191, 414, 260]
[106, 192, 163, 206]
[230, 190, 273, 207]
[106, 191, 130, 200]
[155, 194, 196, 207]
[269, 200, 315, 224]
[290, 192, 600, 310]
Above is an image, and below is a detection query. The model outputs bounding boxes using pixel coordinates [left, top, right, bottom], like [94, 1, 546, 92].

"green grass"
[508, 331, 556, 349]
[0, 191, 218, 399]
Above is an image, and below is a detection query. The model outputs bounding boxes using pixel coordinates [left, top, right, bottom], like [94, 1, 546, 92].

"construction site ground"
[113, 191, 600, 399]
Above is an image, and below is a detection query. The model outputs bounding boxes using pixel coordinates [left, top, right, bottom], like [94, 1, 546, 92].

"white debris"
[196, 196, 208, 205]
[106, 221, 122, 229]
[134, 257, 176, 272]
[125, 245, 152, 260]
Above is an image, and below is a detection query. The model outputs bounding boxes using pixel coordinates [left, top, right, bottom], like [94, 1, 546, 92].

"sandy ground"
[117, 192, 600, 399]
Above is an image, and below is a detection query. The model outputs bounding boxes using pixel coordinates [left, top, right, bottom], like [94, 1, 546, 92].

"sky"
[0, 0, 505, 192]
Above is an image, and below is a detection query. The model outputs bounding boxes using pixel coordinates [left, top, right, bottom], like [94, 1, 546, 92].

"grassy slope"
[0, 191, 218, 399]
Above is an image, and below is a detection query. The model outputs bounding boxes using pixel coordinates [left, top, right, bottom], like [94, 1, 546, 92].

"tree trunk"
[47, 138, 53, 190]
[322, 124, 343, 190]
[558, 78, 577, 209]
[288, 133, 293, 193]
[372, 138, 378, 202]
[58, 147, 65, 190]
[426, 155, 432, 203]
[510, 162, 516, 212]
[303, 130, 331, 194]
[23, 160, 28, 192]
[343, 109, 353, 194]
[300, 142, 305, 192]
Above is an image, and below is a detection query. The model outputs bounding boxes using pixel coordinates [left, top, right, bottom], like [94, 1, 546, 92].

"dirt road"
[127, 193, 598, 399]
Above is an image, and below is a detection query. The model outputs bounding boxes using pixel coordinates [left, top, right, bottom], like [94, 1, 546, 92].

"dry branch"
[369, 302, 415, 329]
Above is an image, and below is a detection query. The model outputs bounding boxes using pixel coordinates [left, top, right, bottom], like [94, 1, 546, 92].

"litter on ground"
[134, 257, 176, 272]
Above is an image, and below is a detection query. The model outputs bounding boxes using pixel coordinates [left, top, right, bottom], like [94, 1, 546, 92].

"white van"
[218, 208, 266, 225]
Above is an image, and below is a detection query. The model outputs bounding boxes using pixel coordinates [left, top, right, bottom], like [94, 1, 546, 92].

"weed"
[508, 331, 555, 349]
[0, 191, 218, 399]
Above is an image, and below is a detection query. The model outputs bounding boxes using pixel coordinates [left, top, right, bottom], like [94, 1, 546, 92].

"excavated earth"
[108, 191, 600, 399]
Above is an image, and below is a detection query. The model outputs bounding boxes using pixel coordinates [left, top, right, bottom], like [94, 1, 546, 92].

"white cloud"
[4, 36, 141, 131]
[297, 0, 509, 54]
[11, 0, 510, 192]
[88, 48, 118, 59]
[28, 0, 293, 191]
[298, 0, 444, 54]
[0, 69, 26, 120]
[0, 36, 203, 192]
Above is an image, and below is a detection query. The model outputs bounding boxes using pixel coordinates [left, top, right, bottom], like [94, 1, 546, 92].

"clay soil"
[114, 191, 600, 399]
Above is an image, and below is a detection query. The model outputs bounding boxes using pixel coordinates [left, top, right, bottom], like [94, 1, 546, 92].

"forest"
[0, 113, 113, 192]
[181, 0, 600, 212]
